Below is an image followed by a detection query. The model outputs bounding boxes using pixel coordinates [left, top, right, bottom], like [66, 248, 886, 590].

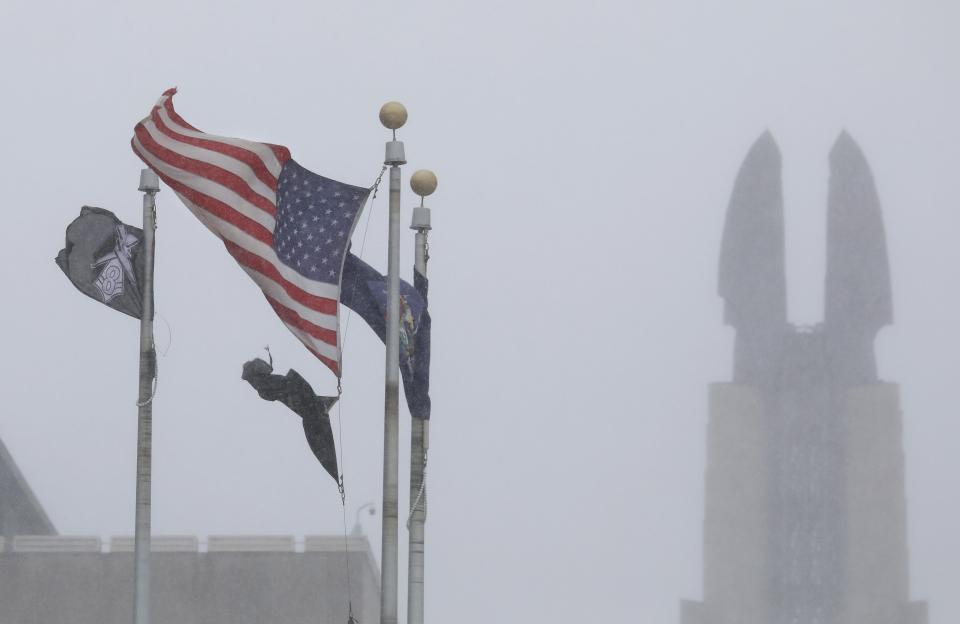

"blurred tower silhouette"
[681, 132, 927, 624]
[0, 437, 55, 541]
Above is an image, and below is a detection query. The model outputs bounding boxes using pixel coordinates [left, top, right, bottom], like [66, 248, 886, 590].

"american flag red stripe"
[132, 88, 361, 377]
[149, 104, 282, 196]
[134, 123, 279, 218]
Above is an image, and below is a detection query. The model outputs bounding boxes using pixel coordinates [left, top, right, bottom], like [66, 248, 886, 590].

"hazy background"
[1, 1, 957, 622]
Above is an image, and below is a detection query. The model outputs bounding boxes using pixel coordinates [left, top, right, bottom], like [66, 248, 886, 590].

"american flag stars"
[131, 89, 370, 375]
[273, 160, 368, 287]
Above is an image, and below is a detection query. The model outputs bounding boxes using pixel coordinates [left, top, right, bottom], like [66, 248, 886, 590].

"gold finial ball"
[410, 169, 438, 197]
[379, 101, 408, 130]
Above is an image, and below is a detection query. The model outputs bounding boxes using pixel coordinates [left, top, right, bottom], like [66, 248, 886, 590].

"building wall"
[840, 384, 921, 624]
[0, 535, 380, 624]
[701, 383, 768, 624]
[683, 383, 927, 624]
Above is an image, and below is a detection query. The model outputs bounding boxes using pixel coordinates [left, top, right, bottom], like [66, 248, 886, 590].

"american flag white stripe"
[142, 107, 290, 214]
[237, 264, 339, 331]
[138, 177, 340, 302]
[139, 115, 278, 212]
[131, 144, 342, 367]
[153, 95, 286, 179]
[132, 133, 277, 234]
[132, 88, 355, 375]
[169, 192, 341, 364]
[128, 155, 342, 368]
[281, 321, 341, 364]
[130, 128, 276, 234]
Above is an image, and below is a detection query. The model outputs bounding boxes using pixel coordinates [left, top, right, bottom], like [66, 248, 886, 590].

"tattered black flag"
[241, 357, 339, 483]
[55, 206, 145, 319]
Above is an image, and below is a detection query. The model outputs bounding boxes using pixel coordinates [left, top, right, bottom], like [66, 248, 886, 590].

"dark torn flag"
[56, 206, 145, 319]
[340, 252, 431, 420]
[241, 358, 339, 482]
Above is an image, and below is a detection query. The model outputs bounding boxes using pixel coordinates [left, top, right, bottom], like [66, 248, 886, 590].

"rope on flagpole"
[406, 450, 427, 529]
[135, 311, 172, 407]
[336, 383, 357, 624]
[331, 164, 385, 624]
[370, 165, 388, 201]
[342, 165, 386, 344]
[155, 312, 173, 357]
[135, 343, 158, 407]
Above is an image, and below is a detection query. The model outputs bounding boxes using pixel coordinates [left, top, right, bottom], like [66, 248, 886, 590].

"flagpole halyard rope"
[406, 450, 427, 529]
[336, 386, 357, 624]
[342, 166, 385, 344]
[135, 344, 158, 407]
[332, 164, 384, 624]
[155, 312, 173, 356]
[136, 202, 160, 409]
[370, 165, 388, 201]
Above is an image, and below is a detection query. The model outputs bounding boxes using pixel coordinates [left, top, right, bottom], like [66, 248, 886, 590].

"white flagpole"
[133, 168, 159, 624]
[379, 102, 407, 624]
[407, 169, 437, 624]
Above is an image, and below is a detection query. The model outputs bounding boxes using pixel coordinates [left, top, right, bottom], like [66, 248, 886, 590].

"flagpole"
[407, 170, 437, 624]
[379, 102, 407, 624]
[133, 168, 159, 624]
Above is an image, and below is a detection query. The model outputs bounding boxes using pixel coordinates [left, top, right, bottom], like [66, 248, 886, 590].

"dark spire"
[824, 131, 893, 384]
[719, 131, 788, 383]
[825, 130, 893, 332]
[0, 437, 56, 539]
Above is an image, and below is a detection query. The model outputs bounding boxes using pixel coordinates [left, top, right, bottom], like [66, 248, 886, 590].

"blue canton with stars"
[274, 159, 368, 285]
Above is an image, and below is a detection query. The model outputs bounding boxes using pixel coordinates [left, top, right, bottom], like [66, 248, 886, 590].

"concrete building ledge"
[13, 535, 101, 552]
[304, 535, 368, 552]
[109, 536, 199, 552]
[305, 534, 379, 585]
[207, 535, 295, 552]
[0, 534, 380, 555]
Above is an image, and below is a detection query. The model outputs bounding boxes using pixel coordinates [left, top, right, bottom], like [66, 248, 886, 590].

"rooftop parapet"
[207, 535, 296, 552]
[0, 534, 377, 554]
[305, 534, 368, 552]
[13, 535, 100, 553]
[109, 536, 199, 553]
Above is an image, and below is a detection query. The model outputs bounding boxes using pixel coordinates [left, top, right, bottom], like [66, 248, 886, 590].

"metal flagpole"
[133, 168, 159, 624]
[379, 102, 407, 624]
[407, 169, 437, 624]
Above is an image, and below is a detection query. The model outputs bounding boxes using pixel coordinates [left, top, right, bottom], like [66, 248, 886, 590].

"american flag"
[132, 88, 369, 376]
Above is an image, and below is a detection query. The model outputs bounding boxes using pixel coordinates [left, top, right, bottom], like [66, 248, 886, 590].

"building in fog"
[0, 436, 379, 624]
[681, 132, 928, 624]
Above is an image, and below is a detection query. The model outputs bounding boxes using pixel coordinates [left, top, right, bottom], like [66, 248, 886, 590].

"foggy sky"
[1, 1, 958, 622]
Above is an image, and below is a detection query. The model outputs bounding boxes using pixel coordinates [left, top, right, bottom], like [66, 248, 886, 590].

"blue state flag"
[341, 253, 431, 420]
